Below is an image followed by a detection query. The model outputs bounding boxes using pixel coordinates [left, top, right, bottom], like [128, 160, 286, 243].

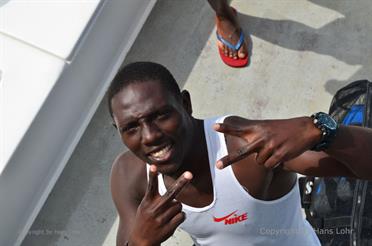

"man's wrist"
[309, 112, 338, 151]
[305, 116, 323, 144]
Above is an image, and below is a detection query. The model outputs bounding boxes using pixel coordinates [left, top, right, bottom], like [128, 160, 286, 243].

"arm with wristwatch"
[213, 112, 372, 179]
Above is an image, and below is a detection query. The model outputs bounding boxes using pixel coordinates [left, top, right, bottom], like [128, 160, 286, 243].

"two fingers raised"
[146, 165, 193, 202]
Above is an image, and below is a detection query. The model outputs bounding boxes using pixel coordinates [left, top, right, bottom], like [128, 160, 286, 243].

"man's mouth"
[147, 144, 174, 162]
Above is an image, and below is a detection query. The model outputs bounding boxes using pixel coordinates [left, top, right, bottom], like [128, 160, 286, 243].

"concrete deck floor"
[22, 0, 372, 245]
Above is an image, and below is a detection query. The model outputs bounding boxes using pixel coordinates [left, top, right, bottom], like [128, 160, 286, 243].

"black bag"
[300, 80, 372, 246]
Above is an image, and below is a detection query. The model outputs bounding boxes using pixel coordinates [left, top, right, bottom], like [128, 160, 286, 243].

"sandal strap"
[216, 29, 244, 51]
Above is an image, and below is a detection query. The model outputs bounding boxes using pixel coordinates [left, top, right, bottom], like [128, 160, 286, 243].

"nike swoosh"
[213, 210, 238, 222]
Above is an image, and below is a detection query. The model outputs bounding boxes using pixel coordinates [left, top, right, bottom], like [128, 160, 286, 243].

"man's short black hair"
[107, 61, 181, 118]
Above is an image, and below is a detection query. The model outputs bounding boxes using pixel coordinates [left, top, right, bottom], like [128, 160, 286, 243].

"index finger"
[213, 123, 245, 137]
[216, 140, 260, 169]
[145, 165, 159, 199]
[162, 171, 193, 203]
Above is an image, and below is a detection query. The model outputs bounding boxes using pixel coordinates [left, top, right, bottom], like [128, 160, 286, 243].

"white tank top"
[147, 116, 320, 246]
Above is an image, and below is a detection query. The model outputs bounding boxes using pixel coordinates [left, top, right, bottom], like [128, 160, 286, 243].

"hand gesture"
[129, 165, 193, 246]
[213, 116, 320, 169]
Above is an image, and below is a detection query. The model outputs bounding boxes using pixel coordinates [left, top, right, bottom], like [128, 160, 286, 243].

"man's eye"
[157, 111, 171, 120]
[121, 125, 139, 134]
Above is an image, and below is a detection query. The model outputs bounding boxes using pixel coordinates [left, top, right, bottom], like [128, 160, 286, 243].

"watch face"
[312, 112, 338, 151]
[318, 112, 338, 130]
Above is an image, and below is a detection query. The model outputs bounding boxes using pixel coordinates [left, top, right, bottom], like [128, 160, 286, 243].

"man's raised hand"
[213, 116, 321, 169]
[128, 165, 192, 246]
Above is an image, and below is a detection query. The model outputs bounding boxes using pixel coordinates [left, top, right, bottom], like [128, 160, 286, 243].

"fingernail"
[184, 171, 193, 180]
[216, 161, 223, 169]
[150, 165, 157, 172]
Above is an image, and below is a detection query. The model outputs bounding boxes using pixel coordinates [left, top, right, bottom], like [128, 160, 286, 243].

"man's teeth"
[151, 145, 171, 158]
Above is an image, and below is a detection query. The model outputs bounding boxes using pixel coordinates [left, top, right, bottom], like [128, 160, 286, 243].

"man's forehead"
[111, 81, 177, 121]
[115, 81, 172, 106]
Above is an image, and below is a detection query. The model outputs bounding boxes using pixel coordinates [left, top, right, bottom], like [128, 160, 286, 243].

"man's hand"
[128, 165, 193, 246]
[213, 116, 321, 169]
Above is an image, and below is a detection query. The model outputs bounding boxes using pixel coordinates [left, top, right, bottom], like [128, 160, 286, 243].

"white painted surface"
[0, 0, 106, 174]
[0, 0, 101, 60]
[0, 0, 156, 245]
[0, 33, 65, 174]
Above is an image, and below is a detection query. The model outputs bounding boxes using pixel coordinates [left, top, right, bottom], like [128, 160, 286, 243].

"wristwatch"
[310, 112, 338, 151]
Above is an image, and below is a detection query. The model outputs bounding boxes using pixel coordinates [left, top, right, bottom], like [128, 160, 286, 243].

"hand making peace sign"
[213, 116, 321, 170]
[128, 165, 193, 246]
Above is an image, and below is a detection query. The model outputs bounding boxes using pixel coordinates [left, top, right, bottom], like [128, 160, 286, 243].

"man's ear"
[181, 90, 192, 115]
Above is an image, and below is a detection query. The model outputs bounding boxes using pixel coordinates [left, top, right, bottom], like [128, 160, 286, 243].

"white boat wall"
[0, 0, 156, 245]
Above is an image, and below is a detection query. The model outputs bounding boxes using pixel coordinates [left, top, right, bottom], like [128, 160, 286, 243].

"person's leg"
[207, 0, 247, 60]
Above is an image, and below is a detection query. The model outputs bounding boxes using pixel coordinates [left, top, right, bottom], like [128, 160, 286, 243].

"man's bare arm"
[214, 116, 372, 179]
[282, 125, 372, 178]
[110, 152, 145, 246]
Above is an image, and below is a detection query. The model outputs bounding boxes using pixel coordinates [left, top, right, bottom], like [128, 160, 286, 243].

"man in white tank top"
[108, 62, 372, 246]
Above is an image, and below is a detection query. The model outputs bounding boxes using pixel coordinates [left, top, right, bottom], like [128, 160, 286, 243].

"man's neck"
[165, 118, 214, 202]
[170, 118, 209, 180]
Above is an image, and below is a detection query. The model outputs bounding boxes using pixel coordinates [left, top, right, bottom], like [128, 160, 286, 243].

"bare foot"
[216, 7, 247, 60]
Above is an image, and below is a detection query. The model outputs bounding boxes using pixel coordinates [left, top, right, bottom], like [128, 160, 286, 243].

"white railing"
[0, 0, 156, 245]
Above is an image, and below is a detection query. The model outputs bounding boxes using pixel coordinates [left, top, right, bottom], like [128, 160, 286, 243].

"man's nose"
[141, 122, 162, 145]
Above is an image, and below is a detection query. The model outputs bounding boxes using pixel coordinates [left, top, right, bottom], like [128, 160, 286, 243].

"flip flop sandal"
[216, 8, 248, 67]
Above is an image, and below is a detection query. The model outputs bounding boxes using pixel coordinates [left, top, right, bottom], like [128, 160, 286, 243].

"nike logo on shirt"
[213, 210, 248, 225]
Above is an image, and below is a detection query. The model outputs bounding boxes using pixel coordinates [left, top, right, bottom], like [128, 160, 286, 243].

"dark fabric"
[301, 80, 372, 246]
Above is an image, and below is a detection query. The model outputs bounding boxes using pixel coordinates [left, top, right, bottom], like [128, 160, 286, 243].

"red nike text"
[213, 211, 248, 225]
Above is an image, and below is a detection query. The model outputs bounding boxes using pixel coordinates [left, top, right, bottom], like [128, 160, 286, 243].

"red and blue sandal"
[216, 9, 248, 67]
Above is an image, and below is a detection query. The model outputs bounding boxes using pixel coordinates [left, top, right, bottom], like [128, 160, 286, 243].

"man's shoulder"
[110, 151, 147, 201]
[112, 151, 145, 173]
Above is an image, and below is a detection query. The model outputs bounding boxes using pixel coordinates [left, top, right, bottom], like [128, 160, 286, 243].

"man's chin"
[153, 162, 181, 175]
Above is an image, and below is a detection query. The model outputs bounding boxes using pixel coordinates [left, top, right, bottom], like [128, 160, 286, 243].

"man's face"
[111, 80, 192, 174]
